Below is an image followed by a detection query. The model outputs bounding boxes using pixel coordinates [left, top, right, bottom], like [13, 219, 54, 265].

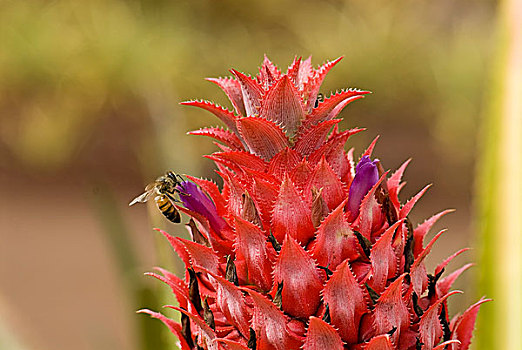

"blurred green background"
[1, 0, 515, 349]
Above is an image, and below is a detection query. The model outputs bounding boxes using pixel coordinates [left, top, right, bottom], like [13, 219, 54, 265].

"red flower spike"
[230, 69, 263, 117]
[188, 127, 244, 151]
[364, 274, 410, 343]
[363, 334, 395, 350]
[205, 270, 252, 338]
[311, 199, 360, 270]
[387, 159, 411, 209]
[273, 235, 323, 319]
[309, 157, 346, 210]
[399, 184, 432, 219]
[206, 77, 246, 117]
[142, 57, 485, 349]
[410, 229, 446, 296]
[271, 175, 315, 244]
[323, 260, 369, 344]
[267, 147, 301, 179]
[259, 75, 305, 138]
[244, 288, 303, 350]
[419, 291, 462, 349]
[181, 100, 238, 134]
[450, 298, 491, 350]
[294, 119, 340, 157]
[237, 117, 290, 161]
[234, 216, 275, 292]
[138, 310, 192, 350]
[368, 220, 403, 294]
[413, 209, 454, 257]
[303, 316, 344, 350]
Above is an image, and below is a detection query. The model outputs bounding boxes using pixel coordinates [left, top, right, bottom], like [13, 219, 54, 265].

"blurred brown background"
[0, 0, 495, 349]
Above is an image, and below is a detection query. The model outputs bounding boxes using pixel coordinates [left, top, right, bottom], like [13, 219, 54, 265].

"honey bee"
[129, 171, 184, 223]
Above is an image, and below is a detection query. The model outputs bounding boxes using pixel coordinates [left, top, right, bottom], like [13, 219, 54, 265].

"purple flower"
[347, 156, 379, 221]
[177, 181, 227, 233]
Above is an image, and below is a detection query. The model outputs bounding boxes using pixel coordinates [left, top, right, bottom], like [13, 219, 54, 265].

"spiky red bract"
[141, 56, 486, 349]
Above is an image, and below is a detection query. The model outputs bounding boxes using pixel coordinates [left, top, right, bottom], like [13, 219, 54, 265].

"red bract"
[139, 56, 488, 349]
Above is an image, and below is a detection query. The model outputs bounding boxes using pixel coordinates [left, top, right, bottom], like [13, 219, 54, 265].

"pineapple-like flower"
[139, 56, 488, 350]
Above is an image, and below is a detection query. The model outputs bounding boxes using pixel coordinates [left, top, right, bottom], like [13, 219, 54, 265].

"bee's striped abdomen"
[155, 195, 181, 223]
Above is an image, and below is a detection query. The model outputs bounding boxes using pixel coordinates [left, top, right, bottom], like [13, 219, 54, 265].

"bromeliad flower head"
[139, 56, 488, 350]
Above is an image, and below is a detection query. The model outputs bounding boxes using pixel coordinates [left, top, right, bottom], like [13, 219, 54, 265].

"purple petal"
[347, 156, 379, 220]
[177, 181, 227, 232]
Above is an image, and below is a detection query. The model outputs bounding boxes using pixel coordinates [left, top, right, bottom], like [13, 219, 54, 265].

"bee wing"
[129, 191, 153, 206]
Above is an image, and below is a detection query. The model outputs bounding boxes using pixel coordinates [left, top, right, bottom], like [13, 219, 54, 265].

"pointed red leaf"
[435, 248, 470, 276]
[172, 306, 219, 350]
[363, 334, 395, 350]
[308, 88, 370, 125]
[251, 177, 279, 229]
[206, 271, 252, 338]
[311, 199, 360, 270]
[206, 77, 246, 117]
[273, 235, 323, 319]
[259, 75, 305, 137]
[234, 216, 275, 292]
[208, 151, 267, 173]
[308, 157, 346, 210]
[244, 289, 303, 350]
[413, 209, 454, 257]
[230, 69, 263, 117]
[387, 159, 411, 209]
[294, 119, 340, 157]
[305, 57, 344, 111]
[369, 220, 403, 293]
[303, 317, 344, 350]
[289, 160, 313, 195]
[268, 147, 301, 179]
[181, 100, 238, 133]
[286, 56, 301, 86]
[419, 291, 462, 349]
[271, 175, 315, 244]
[411, 229, 446, 296]
[450, 298, 491, 350]
[258, 55, 282, 85]
[399, 184, 432, 219]
[364, 275, 410, 343]
[434, 340, 461, 350]
[177, 237, 222, 275]
[188, 127, 244, 150]
[297, 56, 313, 91]
[145, 272, 189, 309]
[215, 339, 250, 350]
[323, 260, 369, 344]
[156, 229, 191, 268]
[438, 264, 474, 296]
[362, 135, 380, 158]
[237, 117, 290, 161]
[138, 310, 192, 350]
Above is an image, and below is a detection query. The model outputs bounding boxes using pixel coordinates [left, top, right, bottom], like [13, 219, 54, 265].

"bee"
[129, 171, 184, 223]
